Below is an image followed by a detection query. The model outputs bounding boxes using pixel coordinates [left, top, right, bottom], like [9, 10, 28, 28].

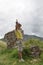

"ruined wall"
[4, 30, 16, 48]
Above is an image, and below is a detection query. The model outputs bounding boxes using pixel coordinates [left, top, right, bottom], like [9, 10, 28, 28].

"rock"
[29, 45, 41, 58]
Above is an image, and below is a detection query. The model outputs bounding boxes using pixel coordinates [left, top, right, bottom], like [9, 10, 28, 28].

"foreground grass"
[0, 39, 43, 65]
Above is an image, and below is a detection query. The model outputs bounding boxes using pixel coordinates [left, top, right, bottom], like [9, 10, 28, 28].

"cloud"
[0, 0, 43, 38]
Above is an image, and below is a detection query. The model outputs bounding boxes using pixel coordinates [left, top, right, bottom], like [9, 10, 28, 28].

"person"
[15, 19, 24, 62]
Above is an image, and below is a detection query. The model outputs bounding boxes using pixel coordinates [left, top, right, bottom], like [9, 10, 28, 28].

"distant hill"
[23, 35, 43, 41]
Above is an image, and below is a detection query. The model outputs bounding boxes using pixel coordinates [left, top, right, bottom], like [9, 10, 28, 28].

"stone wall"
[4, 30, 16, 48]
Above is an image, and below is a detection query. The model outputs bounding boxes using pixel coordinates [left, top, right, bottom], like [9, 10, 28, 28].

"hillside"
[0, 39, 43, 65]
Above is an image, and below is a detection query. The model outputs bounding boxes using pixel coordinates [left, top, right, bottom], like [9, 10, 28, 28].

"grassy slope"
[0, 39, 43, 65]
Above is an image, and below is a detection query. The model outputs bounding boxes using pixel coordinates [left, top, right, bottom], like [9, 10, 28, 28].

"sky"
[0, 0, 43, 38]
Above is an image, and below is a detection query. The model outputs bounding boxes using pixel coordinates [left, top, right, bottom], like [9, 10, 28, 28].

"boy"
[15, 19, 24, 62]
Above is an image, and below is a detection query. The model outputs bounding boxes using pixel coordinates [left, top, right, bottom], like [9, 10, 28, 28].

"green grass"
[0, 39, 43, 65]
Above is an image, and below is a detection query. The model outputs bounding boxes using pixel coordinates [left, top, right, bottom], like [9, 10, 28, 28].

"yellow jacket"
[15, 29, 23, 39]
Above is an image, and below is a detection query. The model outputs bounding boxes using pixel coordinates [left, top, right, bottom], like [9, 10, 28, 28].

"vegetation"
[0, 39, 43, 65]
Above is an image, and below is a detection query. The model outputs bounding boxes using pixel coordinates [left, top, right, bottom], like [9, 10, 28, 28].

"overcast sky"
[0, 0, 43, 38]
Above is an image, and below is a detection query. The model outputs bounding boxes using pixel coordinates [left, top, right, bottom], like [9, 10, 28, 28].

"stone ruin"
[4, 30, 16, 48]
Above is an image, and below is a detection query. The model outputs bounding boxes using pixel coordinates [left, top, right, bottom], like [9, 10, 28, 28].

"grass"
[0, 39, 43, 65]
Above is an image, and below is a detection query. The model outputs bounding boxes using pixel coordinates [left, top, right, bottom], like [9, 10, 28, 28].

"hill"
[0, 39, 43, 65]
[23, 35, 43, 41]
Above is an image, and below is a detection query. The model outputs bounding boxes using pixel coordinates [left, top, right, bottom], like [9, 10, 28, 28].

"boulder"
[29, 45, 41, 58]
